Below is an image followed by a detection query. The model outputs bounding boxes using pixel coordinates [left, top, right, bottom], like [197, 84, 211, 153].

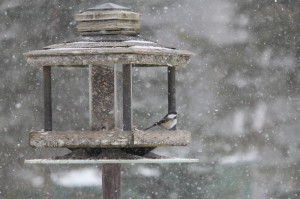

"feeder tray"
[29, 130, 191, 148]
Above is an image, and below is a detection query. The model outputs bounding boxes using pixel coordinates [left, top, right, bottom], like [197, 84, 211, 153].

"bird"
[144, 111, 177, 130]
[122, 112, 177, 157]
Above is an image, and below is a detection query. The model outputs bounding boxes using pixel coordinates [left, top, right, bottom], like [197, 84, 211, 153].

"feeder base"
[24, 158, 199, 165]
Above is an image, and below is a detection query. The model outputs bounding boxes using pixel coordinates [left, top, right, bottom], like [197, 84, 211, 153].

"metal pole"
[114, 64, 119, 128]
[123, 64, 132, 131]
[168, 66, 176, 130]
[43, 66, 52, 131]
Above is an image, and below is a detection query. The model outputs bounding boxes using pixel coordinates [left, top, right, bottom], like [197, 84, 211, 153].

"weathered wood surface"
[75, 11, 142, 21]
[103, 164, 121, 199]
[25, 54, 191, 67]
[29, 130, 191, 148]
[89, 65, 115, 130]
[134, 131, 190, 146]
[24, 47, 192, 67]
[75, 9, 141, 36]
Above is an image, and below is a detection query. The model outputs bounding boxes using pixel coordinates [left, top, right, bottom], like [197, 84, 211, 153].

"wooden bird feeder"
[24, 3, 198, 199]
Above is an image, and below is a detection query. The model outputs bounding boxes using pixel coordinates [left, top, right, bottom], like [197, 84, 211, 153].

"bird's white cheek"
[167, 114, 177, 119]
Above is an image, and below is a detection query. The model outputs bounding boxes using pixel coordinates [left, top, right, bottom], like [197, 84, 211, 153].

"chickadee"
[144, 112, 177, 130]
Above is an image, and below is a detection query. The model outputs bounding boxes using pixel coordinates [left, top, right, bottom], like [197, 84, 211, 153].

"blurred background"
[1, 0, 300, 198]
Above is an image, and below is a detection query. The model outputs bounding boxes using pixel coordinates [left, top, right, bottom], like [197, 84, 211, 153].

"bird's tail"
[144, 123, 157, 130]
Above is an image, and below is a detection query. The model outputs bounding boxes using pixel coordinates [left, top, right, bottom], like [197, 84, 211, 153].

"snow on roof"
[48, 48, 92, 51]
[129, 46, 171, 50]
[124, 40, 155, 44]
[73, 41, 98, 44]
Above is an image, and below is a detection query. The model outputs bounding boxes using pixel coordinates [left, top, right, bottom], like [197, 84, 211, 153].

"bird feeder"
[24, 3, 197, 198]
[24, 3, 195, 155]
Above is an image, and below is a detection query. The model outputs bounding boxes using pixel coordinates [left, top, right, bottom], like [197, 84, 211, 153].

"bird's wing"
[144, 123, 158, 130]
[144, 113, 170, 130]
[156, 118, 169, 125]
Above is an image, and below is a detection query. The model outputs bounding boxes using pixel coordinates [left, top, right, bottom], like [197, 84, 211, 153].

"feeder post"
[102, 164, 121, 199]
[89, 65, 120, 199]
[43, 66, 52, 131]
[168, 66, 176, 130]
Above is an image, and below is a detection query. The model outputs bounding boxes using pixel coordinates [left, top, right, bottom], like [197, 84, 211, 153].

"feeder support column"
[89, 65, 115, 130]
[123, 64, 132, 131]
[168, 66, 176, 130]
[43, 66, 52, 131]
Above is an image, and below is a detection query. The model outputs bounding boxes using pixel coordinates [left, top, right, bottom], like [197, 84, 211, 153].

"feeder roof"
[24, 3, 193, 67]
[24, 36, 193, 67]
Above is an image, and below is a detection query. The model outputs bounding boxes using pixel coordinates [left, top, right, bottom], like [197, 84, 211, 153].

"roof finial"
[75, 3, 141, 36]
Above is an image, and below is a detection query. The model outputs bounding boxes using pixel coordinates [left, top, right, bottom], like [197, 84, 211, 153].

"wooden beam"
[24, 48, 192, 67]
[29, 130, 191, 148]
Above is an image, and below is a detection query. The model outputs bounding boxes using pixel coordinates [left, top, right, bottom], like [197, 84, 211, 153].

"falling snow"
[1, 0, 300, 198]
